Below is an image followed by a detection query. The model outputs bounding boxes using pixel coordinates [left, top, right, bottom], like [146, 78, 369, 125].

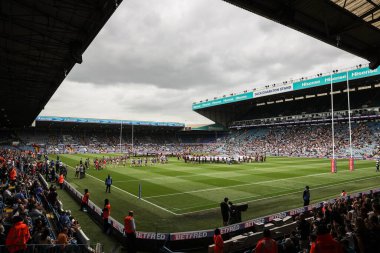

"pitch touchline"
[177, 175, 380, 215]
[144, 166, 374, 199]
[64, 164, 179, 216]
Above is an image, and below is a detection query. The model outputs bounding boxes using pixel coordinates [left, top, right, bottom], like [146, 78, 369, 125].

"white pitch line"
[144, 167, 374, 199]
[176, 175, 380, 215]
[65, 164, 179, 216]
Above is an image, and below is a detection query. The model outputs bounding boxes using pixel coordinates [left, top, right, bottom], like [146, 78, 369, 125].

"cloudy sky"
[41, 0, 364, 124]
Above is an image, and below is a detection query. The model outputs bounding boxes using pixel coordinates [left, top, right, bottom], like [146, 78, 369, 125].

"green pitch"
[53, 154, 380, 232]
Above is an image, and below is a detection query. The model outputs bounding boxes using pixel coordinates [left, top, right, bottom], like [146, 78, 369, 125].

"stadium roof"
[0, 0, 122, 128]
[194, 65, 380, 125]
[193, 65, 380, 110]
[36, 116, 185, 128]
[224, 0, 380, 69]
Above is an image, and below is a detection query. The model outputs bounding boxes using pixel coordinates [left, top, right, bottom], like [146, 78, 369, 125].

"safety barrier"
[0, 244, 100, 253]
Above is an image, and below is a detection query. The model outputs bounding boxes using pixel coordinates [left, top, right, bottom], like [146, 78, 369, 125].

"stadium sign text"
[254, 84, 293, 97]
[293, 66, 380, 91]
[192, 92, 254, 110]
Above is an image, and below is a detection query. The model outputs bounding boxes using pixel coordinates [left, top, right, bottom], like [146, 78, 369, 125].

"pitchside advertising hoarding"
[131, 188, 380, 241]
[192, 66, 380, 110]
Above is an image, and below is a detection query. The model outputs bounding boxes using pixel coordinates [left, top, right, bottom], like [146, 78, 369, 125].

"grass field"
[52, 154, 380, 232]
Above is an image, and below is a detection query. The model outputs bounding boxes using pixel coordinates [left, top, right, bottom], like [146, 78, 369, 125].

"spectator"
[80, 189, 89, 212]
[56, 227, 69, 251]
[102, 199, 111, 234]
[124, 210, 136, 253]
[5, 216, 31, 253]
[213, 228, 223, 253]
[297, 213, 311, 251]
[254, 229, 278, 253]
[58, 173, 64, 189]
[310, 224, 343, 253]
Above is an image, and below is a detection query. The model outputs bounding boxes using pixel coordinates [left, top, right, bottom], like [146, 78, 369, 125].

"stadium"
[1, 1, 380, 253]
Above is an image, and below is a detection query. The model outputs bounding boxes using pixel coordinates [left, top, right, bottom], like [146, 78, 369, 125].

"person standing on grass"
[220, 197, 230, 226]
[124, 210, 136, 253]
[213, 228, 224, 253]
[105, 174, 112, 193]
[58, 173, 64, 189]
[80, 189, 90, 211]
[303, 186, 310, 206]
[102, 199, 111, 234]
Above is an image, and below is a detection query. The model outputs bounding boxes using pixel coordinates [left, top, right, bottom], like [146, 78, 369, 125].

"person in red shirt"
[124, 211, 136, 253]
[5, 216, 31, 253]
[213, 228, 223, 253]
[80, 189, 90, 211]
[310, 224, 344, 253]
[9, 167, 17, 182]
[58, 174, 64, 189]
[102, 199, 111, 234]
[254, 229, 278, 253]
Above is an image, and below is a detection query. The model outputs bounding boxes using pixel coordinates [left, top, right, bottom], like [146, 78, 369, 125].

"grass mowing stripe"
[176, 174, 380, 214]
[144, 166, 375, 199]
[55, 154, 380, 231]
[64, 164, 179, 216]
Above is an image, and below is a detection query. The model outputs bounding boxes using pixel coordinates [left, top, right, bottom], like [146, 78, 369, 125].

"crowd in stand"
[18, 122, 379, 160]
[0, 149, 86, 252]
[237, 191, 380, 253]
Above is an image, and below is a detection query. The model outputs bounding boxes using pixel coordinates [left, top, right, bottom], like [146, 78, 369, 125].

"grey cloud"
[45, 0, 364, 124]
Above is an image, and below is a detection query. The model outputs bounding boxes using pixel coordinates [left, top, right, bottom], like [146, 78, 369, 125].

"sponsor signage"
[193, 66, 380, 110]
[36, 116, 184, 127]
[293, 66, 380, 91]
[254, 84, 293, 98]
[150, 188, 380, 241]
[192, 92, 254, 110]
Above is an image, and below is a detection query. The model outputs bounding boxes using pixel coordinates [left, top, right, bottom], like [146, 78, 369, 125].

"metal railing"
[0, 243, 101, 253]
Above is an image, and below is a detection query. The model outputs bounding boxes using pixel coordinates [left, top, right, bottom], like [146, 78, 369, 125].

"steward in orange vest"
[58, 174, 64, 189]
[9, 167, 17, 182]
[5, 216, 31, 253]
[124, 211, 136, 253]
[102, 199, 111, 234]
